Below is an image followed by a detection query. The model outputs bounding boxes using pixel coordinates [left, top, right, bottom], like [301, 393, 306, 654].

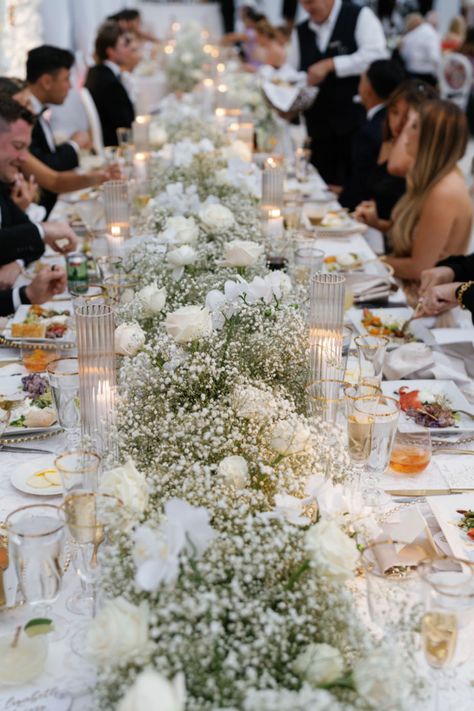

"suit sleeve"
[339, 129, 379, 210]
[29, 142, 78, 172]
[0, 223, 45, 266]
[0, 289, 15, 316]
[437, 254, 474, 282]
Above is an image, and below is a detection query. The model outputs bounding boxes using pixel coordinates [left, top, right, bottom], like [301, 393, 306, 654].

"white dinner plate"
[381, 379, 474, 434]
[10, 458, 62, 497]
[349, 306, 416, 348]
[3, 302, 74, 344]
[0, 374, 60, 436]
[428, 493, 474, 562]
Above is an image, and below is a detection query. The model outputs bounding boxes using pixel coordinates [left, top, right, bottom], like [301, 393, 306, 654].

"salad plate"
[428, 493, 474, 562]
[0, 373, 60, 436]
[349, 307, 417, 346]
[10, 457, 62, 497]
[381, 380, 474, 433]
[3, 302, 74, 344]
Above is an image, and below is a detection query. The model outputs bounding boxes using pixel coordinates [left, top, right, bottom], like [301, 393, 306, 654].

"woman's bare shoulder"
[427, 170, 470, 203]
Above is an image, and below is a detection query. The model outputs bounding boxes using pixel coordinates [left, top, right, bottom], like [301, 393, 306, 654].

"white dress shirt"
[30, 93, 79, 157]
[103, 60, 134, 103]
[400, 22, 441, 76]
[366, 103, 385, 121]
[288, 0, 387, 78]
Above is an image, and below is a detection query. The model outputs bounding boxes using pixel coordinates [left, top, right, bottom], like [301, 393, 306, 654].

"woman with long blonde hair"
[385, 99, 471, 285]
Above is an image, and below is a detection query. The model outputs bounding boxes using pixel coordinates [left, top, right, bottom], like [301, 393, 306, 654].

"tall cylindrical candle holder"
[103, 180, 130, 257]
[133, 151, 150, 182]
[262, 156, 284, 209]
[309, 273, 346, 382]
[75, 303, 117, 459]
[132, 115, 151, 152]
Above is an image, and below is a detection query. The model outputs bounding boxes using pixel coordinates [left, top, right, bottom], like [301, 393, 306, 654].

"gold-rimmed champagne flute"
[306, 378, 349, 426]
[418, 557, 474, 711]
[354, 334, 389, 387]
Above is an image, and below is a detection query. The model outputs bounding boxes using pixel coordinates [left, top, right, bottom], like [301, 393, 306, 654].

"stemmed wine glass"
[354, 334, 389, 387]
[47, 357, 81, 449]
[418, 556, 474, 711]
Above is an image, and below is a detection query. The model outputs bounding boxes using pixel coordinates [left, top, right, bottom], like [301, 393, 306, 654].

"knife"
[387, 488, 474, 497]
[0, 445, 55, 455]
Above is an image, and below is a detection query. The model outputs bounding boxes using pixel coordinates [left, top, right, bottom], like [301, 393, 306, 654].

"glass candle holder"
[262, 156, 284, 209]
[103, 180, 130, 256]
[309, 273, 346, 382]
[133, 152, 150, 182]
[75, 303, 117, 458]
[132, 114, 151, 152]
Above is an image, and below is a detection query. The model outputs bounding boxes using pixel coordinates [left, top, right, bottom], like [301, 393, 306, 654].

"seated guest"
[0, 77, 120, 212]
[252, 20, 287, 69]
[26, 45, 90, 216]
[354, 79, 437, 233]
[441, 15, 466, 53]
[85, 22, 136, 147]
[108, 8, 159, 45]
[419, 256, 474, 321]
[384, 99, 471, 288]
[0, 266, 67, 317]
[399, 13, 441, 86]
[339, 59, 405, 211]
[0, 97, 77, 289]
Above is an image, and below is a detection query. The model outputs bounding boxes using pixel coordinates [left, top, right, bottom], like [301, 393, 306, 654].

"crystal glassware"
[354, 334, 389, 387]
[389, 430, 432, 475]
[103, 180, 130, 256]
[95, 256, 124, 282]
[47, 357, 81, 448]
[418, 557, 474, 711]
[6, 504, 66, 636]
[292, 246, 325, 287]
[103, 273, 139, 305]
[262, 155, 284, 209]
[295, 146, 311, 182]
[307, 378, 349, 426]
[116, 126, 132, 148]
[283, 196, 303, 231]
[54, 450, 101, 494]
[353, 395, 400, 506]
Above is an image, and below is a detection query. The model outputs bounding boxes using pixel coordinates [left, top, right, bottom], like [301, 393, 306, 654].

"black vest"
[297, 2, 364, 135]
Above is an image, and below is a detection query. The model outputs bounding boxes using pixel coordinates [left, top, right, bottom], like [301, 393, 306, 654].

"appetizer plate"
[10, 458, 62, 497]
[0, 374, 60, 436]
[60, 187, 99, 203]
[381, 379, 474, 433]
[428, 493, 474, 562]
[3, 302, 74, 344]
[349, 307, 415, 347]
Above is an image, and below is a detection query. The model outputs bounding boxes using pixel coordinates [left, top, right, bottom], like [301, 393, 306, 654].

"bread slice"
[11, 322, 47, 338]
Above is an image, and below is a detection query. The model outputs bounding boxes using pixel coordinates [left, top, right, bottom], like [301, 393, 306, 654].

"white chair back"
[80, 87, 104, 157]
[439, 53, 473, 111]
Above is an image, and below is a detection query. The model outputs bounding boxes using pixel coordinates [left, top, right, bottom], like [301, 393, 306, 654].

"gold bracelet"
[456, 281, 474, 309]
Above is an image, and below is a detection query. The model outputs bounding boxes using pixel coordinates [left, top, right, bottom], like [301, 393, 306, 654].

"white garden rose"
[137, 283, 167, 315]
[86, 597, 149, 664]
[165, 305, 213, 344]
[100, 458, 148, 515]
[117, 670, 186, 711]
[115, 323, 146, 356]
[270, 420, 312, 456]
[218, 455, 249, 489]
[167, 245, 197, 266]
[149, 124, 168, 149]
[304, 519, 359, 582]
[353, 648, 408, 710]
[199, 203, 235, 231]
[221, 240, 264, 268]
[162, 216, 199, 245]
[293, 643, 344, 686]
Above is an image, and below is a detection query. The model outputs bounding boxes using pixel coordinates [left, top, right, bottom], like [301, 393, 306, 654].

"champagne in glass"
[347, 412, 373, 464]
[422, 612, 458, 669]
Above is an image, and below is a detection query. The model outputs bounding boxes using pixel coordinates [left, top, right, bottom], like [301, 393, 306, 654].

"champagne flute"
[418, 557, 474, 711]
[354, 334, 389, 387]
[307, 379, 349, 426]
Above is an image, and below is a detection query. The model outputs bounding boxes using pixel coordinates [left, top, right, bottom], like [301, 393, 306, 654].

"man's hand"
[0, 261, 21, 289]
[307, 58, 334, 86]
[419, 266, 455, 294]
[71, 130, 92, 150]
[25, 267, 67, 304]
[42, 222, 78, 254]
[11, 174, 38, 212]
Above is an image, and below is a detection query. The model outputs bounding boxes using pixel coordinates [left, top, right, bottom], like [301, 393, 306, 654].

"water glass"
[47, 357, 80, 447]
[54, 450, 101, 493]
[389, 431, 432, 475]
[295, 146, 311, 182]
[354, 334, 389, 387]
[307, 379, 349, 425]
[283, 196, 303, 231]
[95, 256, 124, 282]
[116, 127, 132, 147]
[292, 246, 325, 286]
[6, 504, 65, 607]
[104, 273, 139, 305]
[354, 395, 400, 505]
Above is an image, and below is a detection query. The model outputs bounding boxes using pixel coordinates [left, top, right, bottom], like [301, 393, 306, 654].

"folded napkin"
[374, 508, 438, 573]
[260, 64, 318, 112]
[345, 272, 394, 302]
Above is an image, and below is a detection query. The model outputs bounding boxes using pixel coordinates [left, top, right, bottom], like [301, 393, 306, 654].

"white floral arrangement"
[164, 22, 207, 93]
[92, 98, 424, 710]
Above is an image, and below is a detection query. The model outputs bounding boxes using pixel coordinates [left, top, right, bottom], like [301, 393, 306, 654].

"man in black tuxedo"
[26, 45, 90, 216]
[85, 22, 136, 147]
[0, 97, 77, 295]
[290, 0, 387, 187]
[339, 59, 405, 211]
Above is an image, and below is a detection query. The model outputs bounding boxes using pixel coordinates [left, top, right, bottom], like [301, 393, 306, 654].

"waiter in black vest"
[289, 0, 387, 188]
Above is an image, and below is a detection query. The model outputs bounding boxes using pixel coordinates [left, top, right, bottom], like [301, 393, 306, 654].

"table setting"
[1, 23, 474, 711]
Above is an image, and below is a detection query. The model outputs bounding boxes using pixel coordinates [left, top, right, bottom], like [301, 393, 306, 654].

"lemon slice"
[27, 468, 57, 489]
[24, 618, 54, 637]
[43, 469, 61, 486]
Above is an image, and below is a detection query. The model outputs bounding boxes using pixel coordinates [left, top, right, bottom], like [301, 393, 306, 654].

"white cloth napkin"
[375, 508, 438, 572]
[260, 64, 317, 112]
[345, 272, 394, 302]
